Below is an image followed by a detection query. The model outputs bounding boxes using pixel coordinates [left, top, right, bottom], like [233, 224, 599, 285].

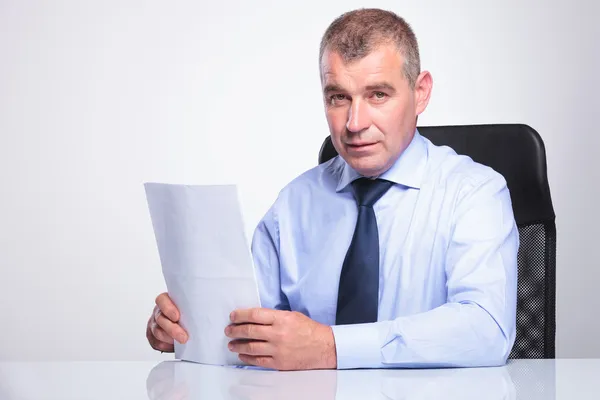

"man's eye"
[374, 92, 386, 99]
[329, 94, 348, 105]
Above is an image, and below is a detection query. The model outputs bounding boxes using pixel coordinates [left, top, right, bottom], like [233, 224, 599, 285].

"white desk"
[0, 359, 598, 399]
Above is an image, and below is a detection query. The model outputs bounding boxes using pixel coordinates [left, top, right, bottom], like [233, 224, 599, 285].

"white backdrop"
[1, 0, 598, 361]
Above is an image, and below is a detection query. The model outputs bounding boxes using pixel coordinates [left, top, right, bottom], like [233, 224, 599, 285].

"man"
[146, 8, 518, 371]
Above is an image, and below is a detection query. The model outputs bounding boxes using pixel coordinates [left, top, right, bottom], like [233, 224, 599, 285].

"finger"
[156, 311, 188, 344]
[151, 321, 174, 344]
[225, 323, 271, 341]
[156, 293, 180, 322]
[228, 339, 274, 356]
[238, 354, 275, 369]
[146, 323, 175, 353]
[151, 336, 174, 353]
[230, 308, 277, 325]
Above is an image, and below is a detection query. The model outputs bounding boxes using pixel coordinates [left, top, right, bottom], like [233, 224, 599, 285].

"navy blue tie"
[336, 178, 393, 325]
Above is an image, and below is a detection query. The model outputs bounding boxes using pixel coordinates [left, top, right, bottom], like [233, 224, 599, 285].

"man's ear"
[414, 71, 433, 116]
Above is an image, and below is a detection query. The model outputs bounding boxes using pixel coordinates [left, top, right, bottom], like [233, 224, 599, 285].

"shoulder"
[274, 155, 342, 203]
[424, 137, 509, 198]
[257, 155, 342, 228]
[421, 137, 514, 226]
[419, 137, 517, 247]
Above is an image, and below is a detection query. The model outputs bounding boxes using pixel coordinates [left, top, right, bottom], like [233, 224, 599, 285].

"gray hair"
[319, 8, 421, 89]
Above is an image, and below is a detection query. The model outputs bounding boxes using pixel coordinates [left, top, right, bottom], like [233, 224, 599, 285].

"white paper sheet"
[144, 182, 262, 366]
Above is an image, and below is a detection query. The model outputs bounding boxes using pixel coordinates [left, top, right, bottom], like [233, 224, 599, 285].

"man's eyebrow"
[365, 82, 396, 93]
[323, 83, 345, 94]
[323, 82, 397, 94]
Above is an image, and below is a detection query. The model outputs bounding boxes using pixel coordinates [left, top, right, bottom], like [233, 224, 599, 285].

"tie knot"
[351, 178, 393, 207]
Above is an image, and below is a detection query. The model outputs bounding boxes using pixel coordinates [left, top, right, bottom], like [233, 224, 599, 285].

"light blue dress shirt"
[250, 129, 518, 369]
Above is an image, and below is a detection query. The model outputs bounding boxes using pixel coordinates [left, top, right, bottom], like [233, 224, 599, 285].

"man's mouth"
[346, 142, 377, 149]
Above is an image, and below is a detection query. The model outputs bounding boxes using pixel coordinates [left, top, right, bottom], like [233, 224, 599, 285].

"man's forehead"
[320, 46, 404, 82]
[322, 44, 402, 66]
[321, 69, 390, 88]
[321, 62, 403, 91]
[321, 62, 388, 77]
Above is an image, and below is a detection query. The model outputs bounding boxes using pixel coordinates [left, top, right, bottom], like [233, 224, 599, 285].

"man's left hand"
[225, 308, 337, 371]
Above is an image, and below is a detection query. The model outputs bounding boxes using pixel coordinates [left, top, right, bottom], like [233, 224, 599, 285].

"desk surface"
[1, 359, 598, 399]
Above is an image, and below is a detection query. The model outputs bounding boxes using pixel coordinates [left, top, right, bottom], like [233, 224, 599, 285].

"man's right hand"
[146, 292, 189, 353]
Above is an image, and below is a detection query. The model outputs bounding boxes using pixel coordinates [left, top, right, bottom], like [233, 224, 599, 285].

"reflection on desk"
[1, 359, 599, 399]
[145, 360, 537, 399]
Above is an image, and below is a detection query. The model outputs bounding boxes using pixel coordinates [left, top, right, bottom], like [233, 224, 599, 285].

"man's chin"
[345, 155, 387, 177]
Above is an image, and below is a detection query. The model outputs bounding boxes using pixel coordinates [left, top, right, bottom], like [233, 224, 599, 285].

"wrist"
[323, 325, 337, 369]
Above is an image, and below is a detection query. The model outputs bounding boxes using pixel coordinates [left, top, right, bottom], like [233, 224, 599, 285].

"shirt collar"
[335, 129, 428, 192]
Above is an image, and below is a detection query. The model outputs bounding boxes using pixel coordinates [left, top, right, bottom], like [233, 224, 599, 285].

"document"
[144, 182, 262, 366]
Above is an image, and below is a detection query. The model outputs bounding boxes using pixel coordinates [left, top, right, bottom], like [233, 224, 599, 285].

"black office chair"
[318, 124, 556, 359]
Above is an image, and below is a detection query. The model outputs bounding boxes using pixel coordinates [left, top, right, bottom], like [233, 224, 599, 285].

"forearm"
[332, 301, 513, 369]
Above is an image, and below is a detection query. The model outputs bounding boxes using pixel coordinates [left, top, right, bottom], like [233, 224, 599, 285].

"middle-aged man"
[146, 8, 518, 371]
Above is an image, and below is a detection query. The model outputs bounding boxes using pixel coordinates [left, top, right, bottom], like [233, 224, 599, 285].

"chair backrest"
[318, 124, 556, 359]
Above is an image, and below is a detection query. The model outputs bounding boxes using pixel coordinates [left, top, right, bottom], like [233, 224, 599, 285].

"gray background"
[1, 0, 598, 361]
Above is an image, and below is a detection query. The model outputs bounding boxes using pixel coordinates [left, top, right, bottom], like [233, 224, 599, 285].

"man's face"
[320, 44, 431, 177]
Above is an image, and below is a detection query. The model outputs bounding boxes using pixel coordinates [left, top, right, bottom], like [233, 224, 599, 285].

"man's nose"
[346, 100, 371, 133]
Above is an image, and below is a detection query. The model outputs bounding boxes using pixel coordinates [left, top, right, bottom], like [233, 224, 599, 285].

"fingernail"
[228, 342, 233, 350]
[229, 311, 235, 321]
[178, 334, 186, 343]
[225, 326, 231, 335]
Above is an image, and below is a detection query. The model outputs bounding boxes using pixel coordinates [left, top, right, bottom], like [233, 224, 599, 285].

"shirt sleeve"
[331, 172, 519, 369]
[250, 202, 291, 311]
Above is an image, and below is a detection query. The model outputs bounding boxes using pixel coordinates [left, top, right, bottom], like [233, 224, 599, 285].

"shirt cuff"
[331, 321, 390, 369]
